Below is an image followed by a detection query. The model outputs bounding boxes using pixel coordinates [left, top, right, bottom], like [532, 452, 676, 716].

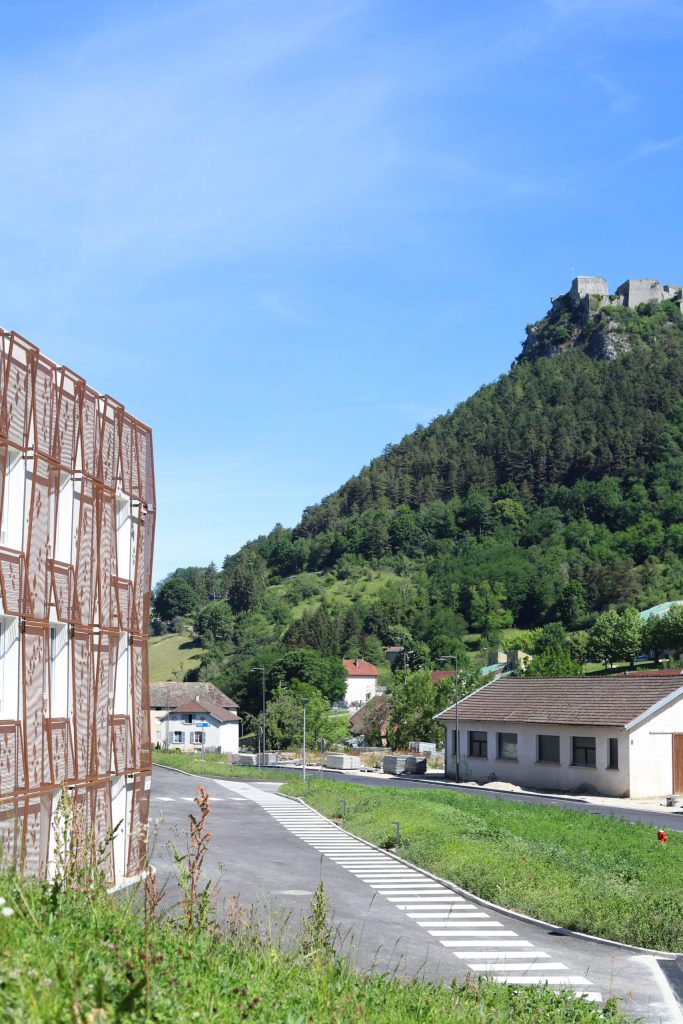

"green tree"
[388, 669, 451, 749]
[227, 561, 264, 615]
[153, 576, 197, 621]
[269, 648, 346, 704]
[587, 609, 621, 668]
[612, 608, 643, 667]
[193, 601, 233, 644]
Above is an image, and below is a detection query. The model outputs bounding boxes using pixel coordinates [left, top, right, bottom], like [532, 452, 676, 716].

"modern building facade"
[0, 327, 155, 885]
[435, 675, 683, 798]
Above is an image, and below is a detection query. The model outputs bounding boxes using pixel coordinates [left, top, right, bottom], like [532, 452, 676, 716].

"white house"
[434, 674, 683, 798]
[342, 658, 379, 708]
[151, 683, 240, 754]
[149, 681, 238, 749]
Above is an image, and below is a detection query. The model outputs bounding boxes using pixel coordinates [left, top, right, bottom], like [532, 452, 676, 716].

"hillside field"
[148, 631, 207, 682]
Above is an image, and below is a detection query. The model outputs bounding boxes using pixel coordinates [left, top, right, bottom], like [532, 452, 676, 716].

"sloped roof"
[435, 675, 683, 728]
[343, 658, 378, 677]
[149, 681, 237, 710]
[350, 695, 389, 734]
[171, 699, 241, 724]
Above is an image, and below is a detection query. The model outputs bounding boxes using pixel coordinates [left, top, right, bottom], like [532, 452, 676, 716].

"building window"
[608, 737, 619, 770]
[537, 734, 560, 764]
[572, 736, 596, 767]
[192, 732, 204, 744]
[497, 732, 518, 760]
[172, 732, 183, 744]
[468, 730, 487, 758]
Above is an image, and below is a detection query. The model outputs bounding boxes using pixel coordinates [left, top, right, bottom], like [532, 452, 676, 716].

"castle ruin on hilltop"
[570, 276, 683, 316]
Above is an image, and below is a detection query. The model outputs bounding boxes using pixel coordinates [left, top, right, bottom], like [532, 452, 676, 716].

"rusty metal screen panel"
[25, 457, 53, 620]
[97, 491, 118, 631]
[111, 714, 133, 774]
[22, 624, 47, 790]
[0, 550, 24, 617]
[0, 326, 154, 884]
[126, 772, 150, 877]
[50, 560, 75, 623]
[46, 718, 74, 786]
[4, 335, 35, 450]
[0, 722, 24, 797]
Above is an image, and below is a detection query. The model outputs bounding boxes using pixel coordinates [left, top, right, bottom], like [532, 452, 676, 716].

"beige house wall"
[445, 719, 630, 796]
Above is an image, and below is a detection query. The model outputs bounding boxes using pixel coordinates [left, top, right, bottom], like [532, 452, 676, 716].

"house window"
[537, 734, 560, 764]
[172, 731, 183, 744]
[497, 732, 518, 760]
[468, 731, 487, 758]
[572, 736, 596, 767]
[192, 732, 204, 744]
[608, 737, 619, 770]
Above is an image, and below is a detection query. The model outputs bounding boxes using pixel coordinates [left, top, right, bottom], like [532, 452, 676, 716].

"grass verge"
[152, 749, 297, 782]
[282, 779, 682, 952]
[0, 872, 624, 1023]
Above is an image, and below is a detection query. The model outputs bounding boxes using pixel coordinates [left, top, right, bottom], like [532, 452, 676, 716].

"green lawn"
[153, 749, 297, 782]
[282, 779, 682, 952]
[0, 873, 624, 1023]
[148, 632, 206, 682]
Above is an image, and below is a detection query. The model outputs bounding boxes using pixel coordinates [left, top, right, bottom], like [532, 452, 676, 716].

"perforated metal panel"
[0, 328, 154, 883]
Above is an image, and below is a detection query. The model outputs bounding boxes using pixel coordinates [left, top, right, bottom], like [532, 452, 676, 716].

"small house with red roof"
[342, 658, 379, 708]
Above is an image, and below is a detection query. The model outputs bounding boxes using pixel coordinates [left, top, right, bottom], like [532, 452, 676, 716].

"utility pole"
[302, 698, 309, 783]
[437, 655, 459, 783]
[250, 666, 267, 768]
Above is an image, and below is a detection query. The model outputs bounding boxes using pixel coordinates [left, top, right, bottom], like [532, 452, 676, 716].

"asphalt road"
[150, 766, 683, 1024]
[257, 764, 683, 833]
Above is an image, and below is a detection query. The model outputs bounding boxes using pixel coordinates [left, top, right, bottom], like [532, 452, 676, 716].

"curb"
[153, 764, 681, 960]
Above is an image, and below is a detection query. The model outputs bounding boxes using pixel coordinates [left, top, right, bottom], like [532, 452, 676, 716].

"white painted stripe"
[469, 963, 571, 972]
[441, 940, 533, 948]
[157, 797, 174, 802]
[429, 929, 518, 938]
[490, 976, 592, 985]
[388, 896, 466, 903]
[454, 951, 550, 960]
[425, 922, 505, 930]
[411, 921, 491, 929]
[407, 911, 487, 918]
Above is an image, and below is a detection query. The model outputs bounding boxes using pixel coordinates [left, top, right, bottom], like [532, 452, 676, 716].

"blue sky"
[2, 0, 683, 582]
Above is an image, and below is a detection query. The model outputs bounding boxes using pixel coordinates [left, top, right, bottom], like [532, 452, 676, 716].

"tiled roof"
[149, 681, 237, 710]
[171, 699, 241, 724]
[431, 670, 456, 683]
[435, 675, 683, 728]
[343, 659, 378, 677]
[349, 695, 389, 734]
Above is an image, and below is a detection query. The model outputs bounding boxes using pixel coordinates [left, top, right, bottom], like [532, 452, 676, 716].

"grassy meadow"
[282, 779, 682, 952]
[148, 632, 207, 682]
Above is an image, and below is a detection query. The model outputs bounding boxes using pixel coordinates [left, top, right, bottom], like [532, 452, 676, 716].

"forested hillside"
[153, 290, 683, 718]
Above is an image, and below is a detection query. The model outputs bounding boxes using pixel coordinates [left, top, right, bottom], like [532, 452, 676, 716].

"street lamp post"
[250, 666, 267, 769]
[437, 655, 460, 783]
[302, 698, 309, 783]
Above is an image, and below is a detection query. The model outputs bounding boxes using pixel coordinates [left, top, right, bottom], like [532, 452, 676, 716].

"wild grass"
[0, 787, 623, 1023]
[283, 779, 683, 952]
[153, 749, 297, 781]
